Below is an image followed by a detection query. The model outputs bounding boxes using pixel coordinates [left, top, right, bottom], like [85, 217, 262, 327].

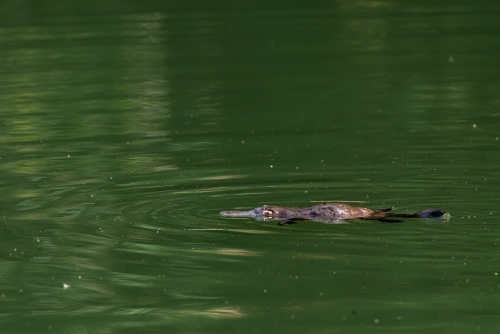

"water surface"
[1, 1, 500, 333]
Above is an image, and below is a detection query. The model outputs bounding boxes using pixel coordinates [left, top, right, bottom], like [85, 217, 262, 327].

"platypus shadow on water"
[220, 202, 449, 225]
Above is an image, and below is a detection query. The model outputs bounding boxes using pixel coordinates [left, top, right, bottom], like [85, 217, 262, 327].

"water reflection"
[0, 4, 236, 331]
[0, 1, 500, 332]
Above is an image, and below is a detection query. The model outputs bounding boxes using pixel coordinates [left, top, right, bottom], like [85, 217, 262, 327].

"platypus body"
[220, 202, 448, 225]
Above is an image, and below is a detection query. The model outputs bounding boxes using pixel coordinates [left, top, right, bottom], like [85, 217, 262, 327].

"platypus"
[220, 202, 448, 225]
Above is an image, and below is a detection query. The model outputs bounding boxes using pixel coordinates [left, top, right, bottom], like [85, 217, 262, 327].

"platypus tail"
[386, 208, 447, 219]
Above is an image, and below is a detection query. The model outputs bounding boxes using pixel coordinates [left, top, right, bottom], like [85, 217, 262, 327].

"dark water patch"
[1, 0, 500, 332]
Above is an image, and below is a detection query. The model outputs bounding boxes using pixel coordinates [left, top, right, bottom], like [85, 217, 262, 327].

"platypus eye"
[263, 207, 275, 217]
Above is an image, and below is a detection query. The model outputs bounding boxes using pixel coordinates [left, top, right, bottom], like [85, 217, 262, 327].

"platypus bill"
[220, 202, 449, 225]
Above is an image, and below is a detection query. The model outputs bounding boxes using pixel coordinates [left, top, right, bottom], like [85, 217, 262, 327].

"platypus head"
[416, 208, 447, 218]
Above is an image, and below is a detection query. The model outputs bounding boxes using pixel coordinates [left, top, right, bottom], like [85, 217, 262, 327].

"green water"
[1, 1, 500, 333]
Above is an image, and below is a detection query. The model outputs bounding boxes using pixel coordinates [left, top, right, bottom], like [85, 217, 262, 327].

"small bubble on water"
[448, 57, 454, 62]
[374, 319, 380, 324]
